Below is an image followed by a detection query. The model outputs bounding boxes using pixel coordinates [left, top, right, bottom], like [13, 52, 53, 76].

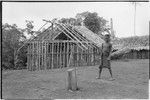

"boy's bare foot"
[109, 77, 115, 81]
[96, 77, 101, 79]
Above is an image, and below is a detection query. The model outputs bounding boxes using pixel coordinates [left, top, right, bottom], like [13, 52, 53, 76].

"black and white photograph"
[1, 1, 150, 99]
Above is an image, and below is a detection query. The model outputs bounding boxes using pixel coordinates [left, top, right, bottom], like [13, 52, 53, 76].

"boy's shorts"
[99, 59, 111, 69]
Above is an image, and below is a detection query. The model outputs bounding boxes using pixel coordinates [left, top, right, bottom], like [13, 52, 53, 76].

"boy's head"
[104, 34, 111, 42]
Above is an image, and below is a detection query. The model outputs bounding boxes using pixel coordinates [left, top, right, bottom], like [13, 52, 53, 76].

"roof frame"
[54, 23, 85, 50]
[57, 23, 88, 49]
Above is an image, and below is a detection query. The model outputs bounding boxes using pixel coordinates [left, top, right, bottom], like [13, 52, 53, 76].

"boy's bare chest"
[102, 43, 111, 52]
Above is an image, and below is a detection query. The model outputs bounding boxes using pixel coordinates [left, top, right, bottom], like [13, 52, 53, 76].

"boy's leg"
[97, 67, 103, 79]
[108, 68, 115, 80]
[108, 68, 113, 78]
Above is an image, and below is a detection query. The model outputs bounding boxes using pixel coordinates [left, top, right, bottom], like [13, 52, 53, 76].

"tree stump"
[67, 68, 77, 91]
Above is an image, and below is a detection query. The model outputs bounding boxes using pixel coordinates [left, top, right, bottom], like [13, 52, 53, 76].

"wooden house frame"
[26, 21, 104, 71]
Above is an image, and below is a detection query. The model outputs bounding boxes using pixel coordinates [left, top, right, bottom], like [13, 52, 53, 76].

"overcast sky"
[2, 2, 150, 37]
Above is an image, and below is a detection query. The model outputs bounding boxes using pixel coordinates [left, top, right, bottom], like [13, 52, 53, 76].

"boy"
[97, 34, 114, 80]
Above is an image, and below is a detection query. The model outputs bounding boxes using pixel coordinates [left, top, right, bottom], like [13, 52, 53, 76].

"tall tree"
[76, 11, 108, 34]
[25, 20, 37, 37]
[2, 23, 26, 70]
[58, 18, 80, 26]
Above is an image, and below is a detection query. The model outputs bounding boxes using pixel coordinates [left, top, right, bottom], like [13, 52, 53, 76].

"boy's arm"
[107, 44, 112, 60]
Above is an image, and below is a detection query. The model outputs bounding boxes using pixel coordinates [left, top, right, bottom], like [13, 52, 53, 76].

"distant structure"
[110, 18, 116, 39]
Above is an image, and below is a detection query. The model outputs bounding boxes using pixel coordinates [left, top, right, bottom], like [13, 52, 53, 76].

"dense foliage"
[76, 11, 108, 34]
[2, 21, 36, 70]
[2, 23, 25, 70]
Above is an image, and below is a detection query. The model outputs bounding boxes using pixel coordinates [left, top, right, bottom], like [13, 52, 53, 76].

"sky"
[2, 2, 150, 37]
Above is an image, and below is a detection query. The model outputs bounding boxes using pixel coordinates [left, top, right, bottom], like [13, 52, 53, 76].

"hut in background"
[27, 21, 104, 71]
[111, 35, 149, 60]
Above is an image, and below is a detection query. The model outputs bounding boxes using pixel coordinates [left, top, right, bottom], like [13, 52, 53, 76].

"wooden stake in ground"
[67, 44, 78, 91]
[67, 68, 78, 91]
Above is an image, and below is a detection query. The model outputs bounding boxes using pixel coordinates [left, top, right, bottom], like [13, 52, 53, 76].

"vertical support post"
[67, 42, 69, 67]
[77, 44, 79, 67]
[51, 42, 54, 69]
[56, 42, 58, 68]
[81, 46, 83, 66]
[27, 43, 29, 70]
[44, 42, 46, 70]
[28, 43, 30, 71]
[63, 42, 65, 68]
[59, 42, 62, 68]
[46, 41, 48, 69]
[37, 41, 40, 70]
[41, 42, 43, 70]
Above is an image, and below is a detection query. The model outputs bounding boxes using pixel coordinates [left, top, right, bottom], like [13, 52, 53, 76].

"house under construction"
[26, 20, 104, 71]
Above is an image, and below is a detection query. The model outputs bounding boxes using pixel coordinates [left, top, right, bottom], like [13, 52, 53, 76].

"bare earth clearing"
[2, 59, 149, 99]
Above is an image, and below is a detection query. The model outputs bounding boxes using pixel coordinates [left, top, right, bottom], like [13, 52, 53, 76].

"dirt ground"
[2, 59, 149, 99]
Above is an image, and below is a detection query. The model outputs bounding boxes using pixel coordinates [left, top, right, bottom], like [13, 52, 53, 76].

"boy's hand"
[107, 57, 111, 60]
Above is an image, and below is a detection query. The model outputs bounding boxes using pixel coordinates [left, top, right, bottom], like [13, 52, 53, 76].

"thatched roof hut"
[111, 35, 149, 59]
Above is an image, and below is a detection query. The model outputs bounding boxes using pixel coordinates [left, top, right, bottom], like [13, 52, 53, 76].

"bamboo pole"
[56, 42, 58, 68]
[39, 42, 42, 70]
[30, 42, 32, 71]
[41, 42, 43, 70]
[55, 25, 85, 50]
[44, 42, 46, 70]
[87, 45, 90, 66]
[28, 43, 30, 71]
[76, 44, 79, 67]
[80, 46, 83, 66]
[49, 43, 51, 69]
[27, 44, 29, 70]
[37, 42, 39, 70]
[51, 43, 54, 69]
[46, 41, 48, 69]
[34, 42, 36, 70]
[59, 23, 88, 50]
[68, 43, 72, 67]
[67, 42, 69, 67]
[33, 42, 36, 70]
[60, 42, 62, 68]
[63, 42, 66, 68]
[48, 43, 50, 69]
[31, 42, 33, 71]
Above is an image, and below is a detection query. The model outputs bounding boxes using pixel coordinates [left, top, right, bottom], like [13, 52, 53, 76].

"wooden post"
[46, 41, 48, 69]
[27, 44, 29, 70]
[49, 43, 51, 69]
[28, 43, 30, 71]
[33, 42, 35, 71]
[44, 42, 46, 70]
[41, 42, 43, 70]
[48, 42, 50, 69]
[67, 68, 77, 91]
[67, 42, 69, 67]
[51, 43, 54, 69]
[60, 42, 62, 68]
[31, 43, 32, 71]
[63, 42, 65, 68]
[77, 44, 79, 67]
[37, 42, 40, 70]
[81, 47, 83, 66]
[57, 42, 59, 68]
